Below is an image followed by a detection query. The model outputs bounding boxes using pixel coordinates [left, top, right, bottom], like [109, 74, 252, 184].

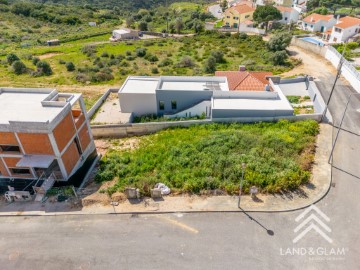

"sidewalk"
[0, 124, 332, 216]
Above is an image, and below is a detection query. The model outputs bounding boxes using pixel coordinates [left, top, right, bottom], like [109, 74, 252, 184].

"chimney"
[239, 65, 246, 71]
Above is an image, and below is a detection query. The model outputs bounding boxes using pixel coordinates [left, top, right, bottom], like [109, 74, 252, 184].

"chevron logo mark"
[293, 204, 333, 244]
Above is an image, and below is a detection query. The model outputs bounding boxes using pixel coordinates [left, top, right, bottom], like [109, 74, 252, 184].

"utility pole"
[238, 162, 246, 208]
[321, 42, 347, 122]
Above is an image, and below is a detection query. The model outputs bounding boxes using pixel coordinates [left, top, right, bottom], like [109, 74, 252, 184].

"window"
[74, 137, 82, 156]
[226, 16, 230, 19]
[159, 101, 165, 110]
[10, 168, 31, 175]
[305, 23, 307, 27]
[233, 17, 238, 20]
[285, 17, 288, 21]
[0, 145, 20, 153]
[245, 15, 250, 18]
[335, 27, 342, 33]
[171, 101, 177, 110]
[311, 25, 313, 28]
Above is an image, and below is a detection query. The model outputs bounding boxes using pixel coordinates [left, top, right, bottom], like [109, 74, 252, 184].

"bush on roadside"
[11, 60, 27, 75]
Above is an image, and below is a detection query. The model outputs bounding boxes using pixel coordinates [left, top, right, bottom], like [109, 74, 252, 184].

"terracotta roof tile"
[276, 6, 293, 13]
[334, 16, 360, 29]
[215, 71, 273, 91]
[303, 14, 334, 24]
[229, 3, 255, 15]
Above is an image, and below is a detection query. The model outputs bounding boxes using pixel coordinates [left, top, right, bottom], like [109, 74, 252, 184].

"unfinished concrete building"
[0, 88, 96, 194]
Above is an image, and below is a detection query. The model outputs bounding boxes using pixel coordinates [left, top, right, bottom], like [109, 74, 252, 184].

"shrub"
[158, 58, 173, 67]
[101, 51, 109, 58]
[145, 54, 158, 62]
[35, 61, 52, 76]
[81, 45, 97, 57]
[11, 60, 27, 75]
[176, 56, 195, 68]
[135, 48, 147, 57]
[211, 50, 225, 63]
[270, 50, 288, 65]
[32, 57, 40, 65]
[58, 59, 66, 65]
[65, 62, 75, 71]
[151, 67, 159, 74]
[6, 53, 19, 65]
[138, 21, 148, 31]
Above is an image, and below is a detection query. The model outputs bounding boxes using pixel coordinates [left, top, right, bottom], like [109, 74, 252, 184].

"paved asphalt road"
[0, 66, 359, 270]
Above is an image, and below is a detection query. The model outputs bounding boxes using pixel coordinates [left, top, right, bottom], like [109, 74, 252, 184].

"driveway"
[208, 4, 223, 19]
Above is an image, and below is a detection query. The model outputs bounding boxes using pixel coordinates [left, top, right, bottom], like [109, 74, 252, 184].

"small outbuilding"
[47, 39, 60, 46]
[110, 29, 139, 41]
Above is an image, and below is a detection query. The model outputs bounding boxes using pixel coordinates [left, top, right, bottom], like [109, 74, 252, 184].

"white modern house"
[118, 76, 294, 119]
[324, 16, 360, 43]
[276, 6, 300, 24]
[110, 29, 139, 41]
[301, 14, 337, 32]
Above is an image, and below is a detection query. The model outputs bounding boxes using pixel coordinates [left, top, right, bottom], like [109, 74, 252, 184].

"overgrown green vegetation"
[0, 31, 296, 89]
[133, 113, 207, 123]
[96, 120, 319, 196]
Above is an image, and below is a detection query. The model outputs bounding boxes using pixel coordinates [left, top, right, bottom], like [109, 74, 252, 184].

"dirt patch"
[38, 52, 64, 60]
[95, 138, 140, 155]
[111, 192, 127, 203]
[82, 192, 110, 206]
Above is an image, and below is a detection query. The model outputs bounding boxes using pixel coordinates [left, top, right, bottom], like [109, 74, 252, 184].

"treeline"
[8, 0, 213, 12]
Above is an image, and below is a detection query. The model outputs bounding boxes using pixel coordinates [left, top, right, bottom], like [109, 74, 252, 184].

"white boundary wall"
[325, 47, 360, 93]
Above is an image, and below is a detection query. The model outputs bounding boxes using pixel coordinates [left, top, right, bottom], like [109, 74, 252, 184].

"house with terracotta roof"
[301, 13, 337, 32]
[215, 68, 272, 91]
[223, 3, 255, 28]
[276, 6, 300, 24]
[324, 16, 360, 43]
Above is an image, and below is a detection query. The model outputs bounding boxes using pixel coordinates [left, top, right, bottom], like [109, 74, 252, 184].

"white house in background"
[88, 22, 97, 27]
[110, 29, 138, 41]
[324, 16, 360, 43]
[301, 13, 337, 32]
[276, 6, 300, 24]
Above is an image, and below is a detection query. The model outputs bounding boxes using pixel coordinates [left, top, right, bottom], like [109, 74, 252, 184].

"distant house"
[301, 13, 337, 33]
[273, 0, 293, 7]
[88, 22, 97, 27]
[276, 6, 300, 24]
[223, 3, 256, 28]
[323, 16, 360, 43]
[110, 29, 139, 41]
[215, 67, 273, 91]
[47, 39, 60, 46]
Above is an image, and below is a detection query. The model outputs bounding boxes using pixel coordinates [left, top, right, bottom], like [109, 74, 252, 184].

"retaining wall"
[291, 36, 327, 57]
[87, 88, 118, 119]
[325, 47, 360, 93]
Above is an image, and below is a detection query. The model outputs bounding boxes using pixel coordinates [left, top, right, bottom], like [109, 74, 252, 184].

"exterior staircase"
[34, 174, 56, 202]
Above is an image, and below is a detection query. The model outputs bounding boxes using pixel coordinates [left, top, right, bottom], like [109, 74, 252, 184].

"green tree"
[193, 20, 204, 33]
[211, 50, 225, 63]
[270, 50, 288, 65]
[11, 60, 27, 75]
[204, 56, 216, 73]
[126, 17, 134, 28]
[174, 17, 184, 34]
[253, 5, 282, 32]
[268, 32, 292, 51]
[65, 62, 75, 72]
[220, 0, 227, 12]
[6, 53, 19, 65]
[138, 21, 148, 31]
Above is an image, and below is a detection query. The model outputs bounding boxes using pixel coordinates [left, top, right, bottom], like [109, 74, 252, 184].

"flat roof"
[119, 77, 159, 94]
[0, 88, 80, 125]
[119, 76, 229, 94]
[160, 81, 228, 91]
[213, 98, 293, 111]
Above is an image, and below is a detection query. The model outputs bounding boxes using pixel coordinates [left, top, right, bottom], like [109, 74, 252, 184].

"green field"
[96, 120, 319, 196]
